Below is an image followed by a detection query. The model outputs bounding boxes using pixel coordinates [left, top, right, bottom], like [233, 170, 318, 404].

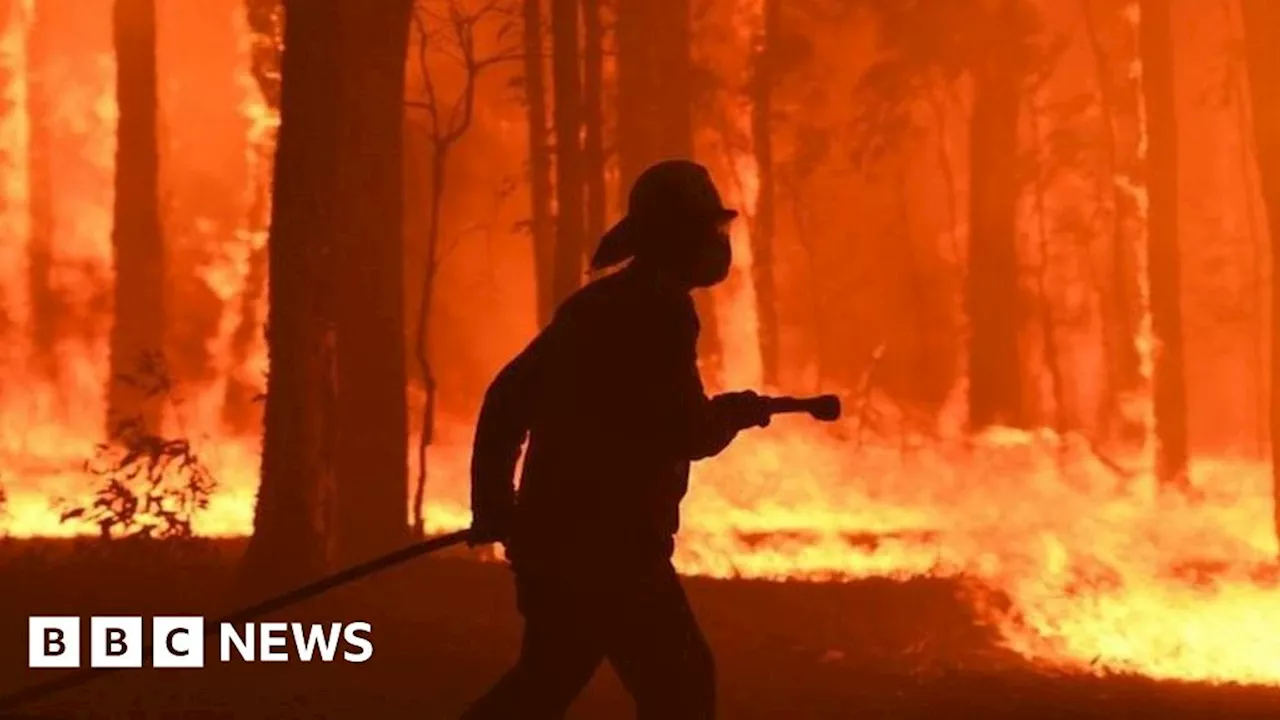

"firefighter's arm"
[469, 330, 548, 545]
[659, 303, 770, 461]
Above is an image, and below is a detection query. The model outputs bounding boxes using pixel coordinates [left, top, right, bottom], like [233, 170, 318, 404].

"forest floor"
[1, 539, 1278, 719]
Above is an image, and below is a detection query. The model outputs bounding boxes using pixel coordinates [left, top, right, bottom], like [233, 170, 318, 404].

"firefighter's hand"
[712, 390, 772, 431]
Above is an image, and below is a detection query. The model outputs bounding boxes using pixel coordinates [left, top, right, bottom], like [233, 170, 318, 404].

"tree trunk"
[1229, 0, 1269, 456]
[614, 0, 647, 193]
[1139, 0, 1189, 489]
[1029, 99, 1070, 441]
[108, 0, 165, 437]
[615, 0, 722, 370]
[332, 0, 413, 564]
[550, 0, 584, 306]
[411, 152, 446, 536]
[966, 2, 1026, 431]
[240, 0, 343, 593]
[0, 0, 16, 367]
[895, 160, 933, 434]
[27, 0, 57, 380]
[1081, 0, 1145, 446]
[582, 0, 606, 248]
[750, 0, 780, 388]
[1239, 0, 1280, 542]
[615, 0, 694, 189]
[524, 0, 556, 326]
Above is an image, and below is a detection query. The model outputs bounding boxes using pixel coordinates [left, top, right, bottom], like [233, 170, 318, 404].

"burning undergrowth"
[1, 412, 1277, 686]
[54, 355, 219, 539]
[58, 420, 217, 540]
[677, 420, 1280, 685]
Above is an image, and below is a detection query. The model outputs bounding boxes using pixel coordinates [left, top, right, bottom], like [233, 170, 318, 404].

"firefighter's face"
[680, 219, 733, 289]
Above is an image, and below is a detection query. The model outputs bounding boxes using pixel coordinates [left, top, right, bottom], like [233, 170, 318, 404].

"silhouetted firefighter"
[464, 160, 771, 719]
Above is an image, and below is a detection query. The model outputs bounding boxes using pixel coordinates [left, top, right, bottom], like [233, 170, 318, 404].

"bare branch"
[411, 10, 443, 141]
[408, 0, 522, 533]
[408, 0, 521, 148]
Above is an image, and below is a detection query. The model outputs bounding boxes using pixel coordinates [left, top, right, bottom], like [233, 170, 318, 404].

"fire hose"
[0, 529, 472, 714]
[0, 394, 840, 714]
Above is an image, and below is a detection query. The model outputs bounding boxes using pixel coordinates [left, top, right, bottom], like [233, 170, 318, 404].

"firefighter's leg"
[461, 570, 603, 720]
[603, 564, 716, 720]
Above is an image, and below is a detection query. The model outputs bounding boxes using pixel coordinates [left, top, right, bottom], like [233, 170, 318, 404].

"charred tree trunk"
[403, 121, 428, 535]
[1139, 0, 1189, 489]
[1028, 99, 1070, 442]
[615, 0, 721, 372]
[966, 3, 1026, 431]
[524, 0, 556, 326]
[582, 0, 606, 248]
[1227, 0, 1268, 459]
[27, 0, 57, 380]
[614, 0, 647, 193]
[240, 0, 343, 592]
[894, 159, 934, 436]
[406, 6, 511, 533]
[616, 0, 694, 189]
[332, 0, 413, 564]
[1228, 6, 1268, 457]
[750, 0, 780, 388]
[1240, 0, 1280, 542]
[0, 0, 15, 353]
[550, 0, 584, 306]
[223, 0, 282, 433]
[411, 148, 446, 537]
[926, 90, 961, 266]
[108, 0, 165, 437]
[1081, 0, 1145, 446]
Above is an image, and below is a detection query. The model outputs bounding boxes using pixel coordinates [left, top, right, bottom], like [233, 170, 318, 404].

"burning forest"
[3, 0, 1280, 717]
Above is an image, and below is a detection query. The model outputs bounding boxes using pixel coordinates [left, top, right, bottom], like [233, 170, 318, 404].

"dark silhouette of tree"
[1016, 32, 1080, 439]
[1218, 0, 1269, 456]
[406, 0, 520, 534]
[582, 0, 606, 248]
[1239, 0, 1280, 540]
[965, 0, 1035, 431]
[550, 0, 584, 307]
[522, 0, 555, 326]
[242, 0, 416, 588]
[750, 0, 780, 388]
[0, 0, 19, 347]
[1139, 0, 1189, 490]
[1026, 95, 1069, 449]
[764, 0, 849, 392]
[1080, 0, 1146, 447]
[241, 0, 343, 591]
[108, 0, 165, 437]
[25, 0, 58, 381]
[617, 0, 722, 373]
[332, 0, 415, 565]
[616, 0, 693, 190]
[855, 0, 1039, 431]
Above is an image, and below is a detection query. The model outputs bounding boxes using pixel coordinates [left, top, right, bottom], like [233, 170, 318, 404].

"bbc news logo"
[28, 617, 373, 668]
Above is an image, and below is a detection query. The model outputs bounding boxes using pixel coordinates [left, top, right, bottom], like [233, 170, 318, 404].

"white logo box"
[28, 616, 205, 669]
